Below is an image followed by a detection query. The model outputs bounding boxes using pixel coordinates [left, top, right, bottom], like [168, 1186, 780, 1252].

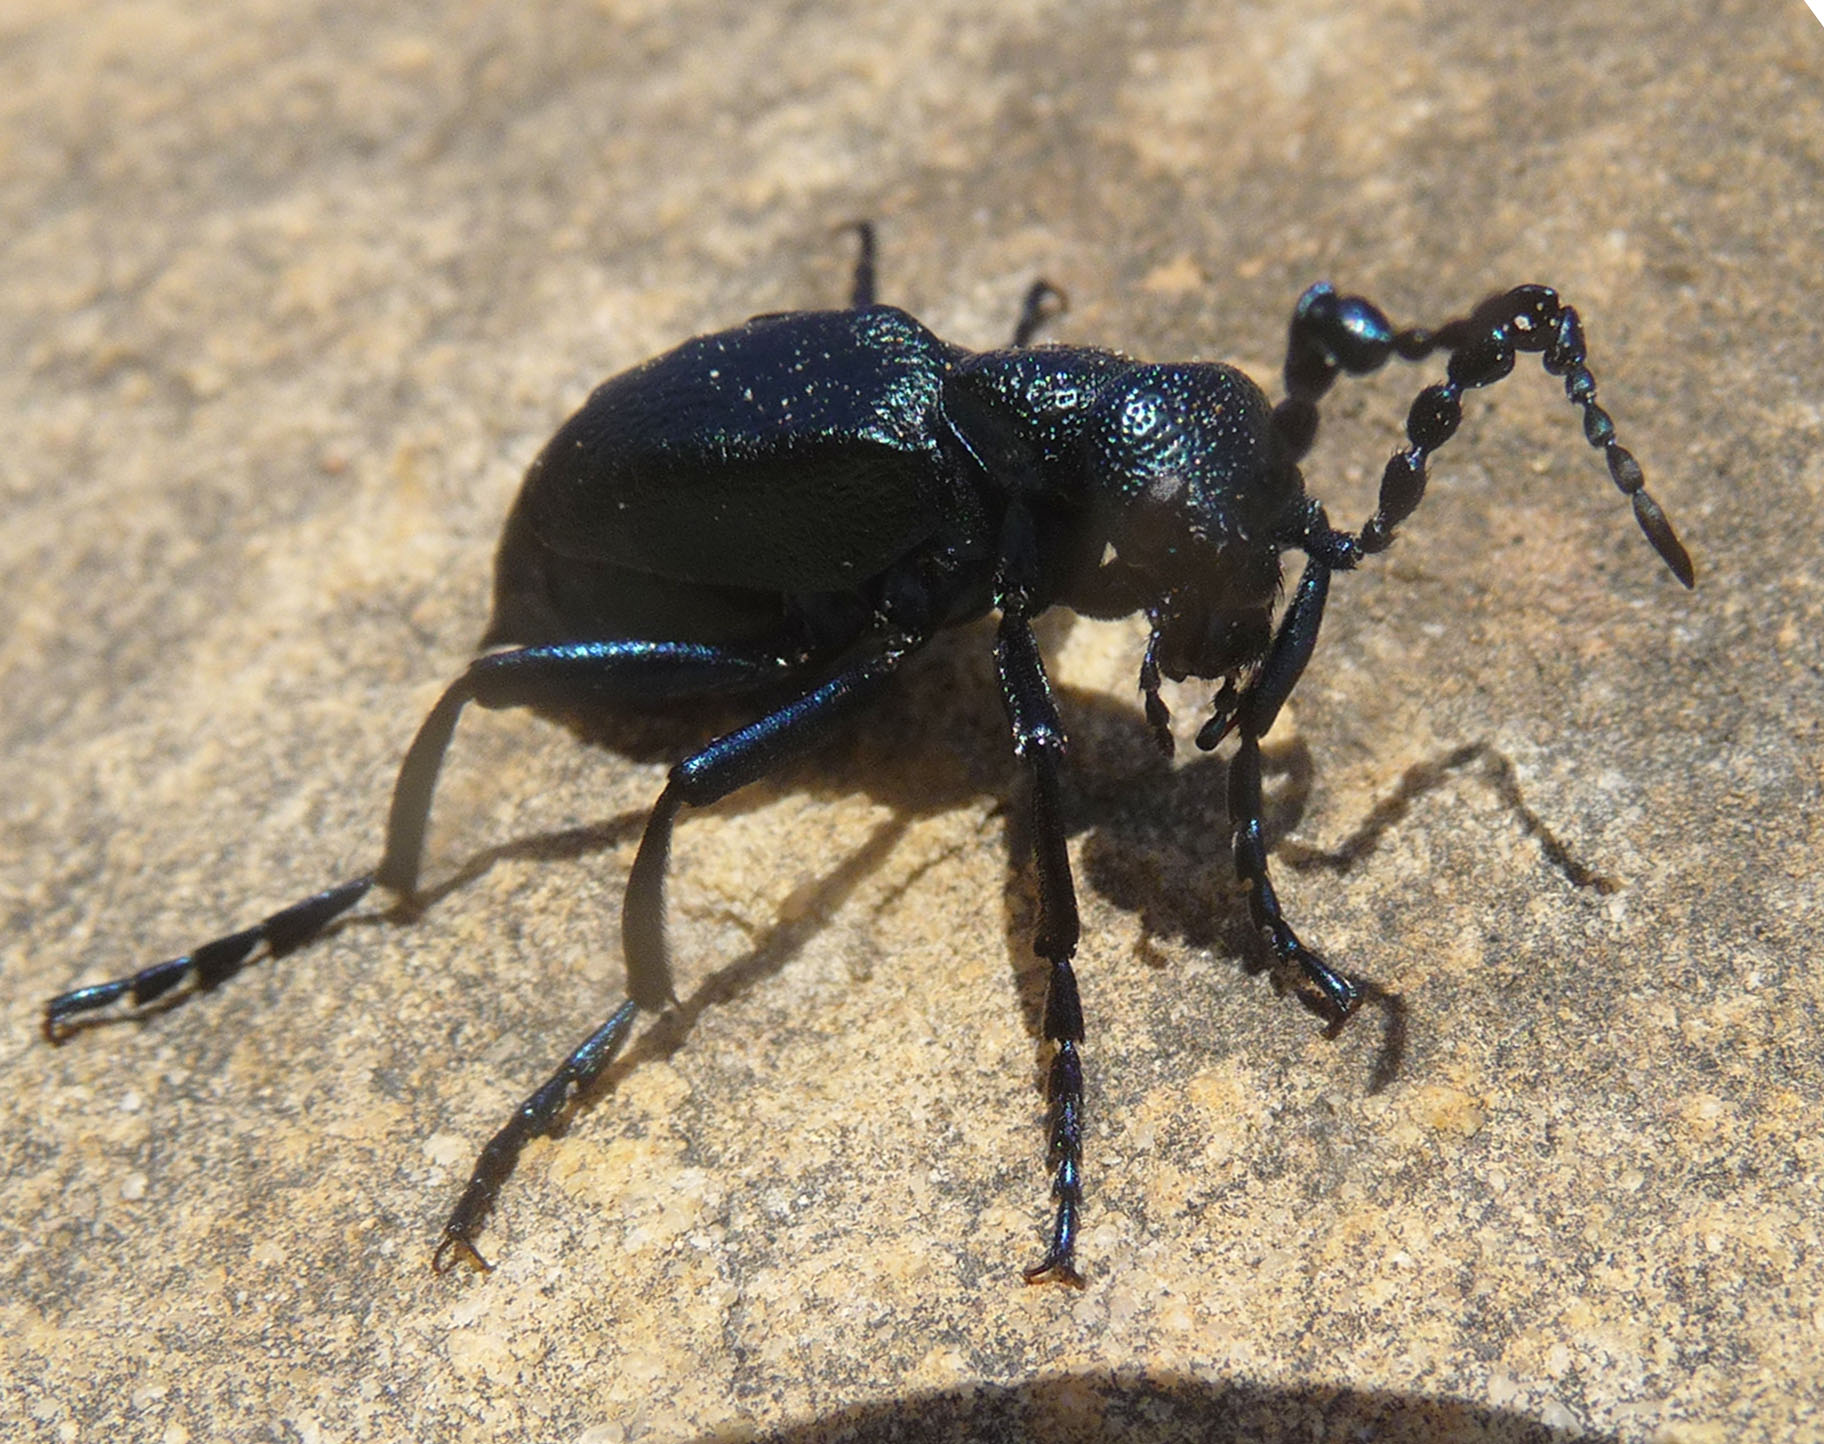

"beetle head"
[1084, 363, 1303, 680]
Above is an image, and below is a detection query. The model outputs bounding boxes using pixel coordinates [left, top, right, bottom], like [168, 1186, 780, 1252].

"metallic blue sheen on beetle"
[45, 224, 1692, 1285]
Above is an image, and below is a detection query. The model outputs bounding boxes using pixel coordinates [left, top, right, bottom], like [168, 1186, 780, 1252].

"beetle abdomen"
[513, 307, 960, 596]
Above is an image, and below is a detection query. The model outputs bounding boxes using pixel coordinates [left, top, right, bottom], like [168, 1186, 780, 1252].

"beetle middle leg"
[991, 504, 1089, 1285]
[432, 633, 925, 1271]
[996, 605, 1087, 1285]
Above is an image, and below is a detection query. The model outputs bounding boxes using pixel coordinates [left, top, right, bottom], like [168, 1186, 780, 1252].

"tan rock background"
[4, 1, 1820, 1440]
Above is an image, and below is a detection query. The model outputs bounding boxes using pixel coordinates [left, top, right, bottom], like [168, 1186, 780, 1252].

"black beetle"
[45, 224, 1692, 1285]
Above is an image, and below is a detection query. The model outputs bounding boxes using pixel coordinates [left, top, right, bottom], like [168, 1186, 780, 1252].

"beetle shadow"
[671, 1371, 1612, 1444]
[1275, 738, 1618, 896]
[322, 623, 1599, 1137]
[54, 622, 1578, 1115]
[1035, 721, 1620, 1101]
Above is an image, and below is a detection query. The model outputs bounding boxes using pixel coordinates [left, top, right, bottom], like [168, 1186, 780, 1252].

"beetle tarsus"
[41, 875, 373, 1041]
[1023, 1172, 1087, 1289]
[432, 1230, 492, 1275]
[434, 998, 643, 1275]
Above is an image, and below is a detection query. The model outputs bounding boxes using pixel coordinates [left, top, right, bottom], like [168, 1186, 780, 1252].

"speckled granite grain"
[3, 2, 1821, 1441]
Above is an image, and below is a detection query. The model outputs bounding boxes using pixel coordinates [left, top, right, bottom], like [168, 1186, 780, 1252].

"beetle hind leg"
[41, 639, 797, 1042]
[41, 876, 375, 1042]
[1009, 280, 1068, 348]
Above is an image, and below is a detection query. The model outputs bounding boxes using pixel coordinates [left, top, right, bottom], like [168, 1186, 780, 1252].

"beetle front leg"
[1221, 555, 1363, 1021]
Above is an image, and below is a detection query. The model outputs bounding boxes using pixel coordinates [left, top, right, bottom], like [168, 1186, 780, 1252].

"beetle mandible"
[44, 223, 1692, 1285]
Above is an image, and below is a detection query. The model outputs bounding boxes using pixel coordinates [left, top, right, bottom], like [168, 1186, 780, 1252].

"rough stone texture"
[3, 2, 1820, 1441]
